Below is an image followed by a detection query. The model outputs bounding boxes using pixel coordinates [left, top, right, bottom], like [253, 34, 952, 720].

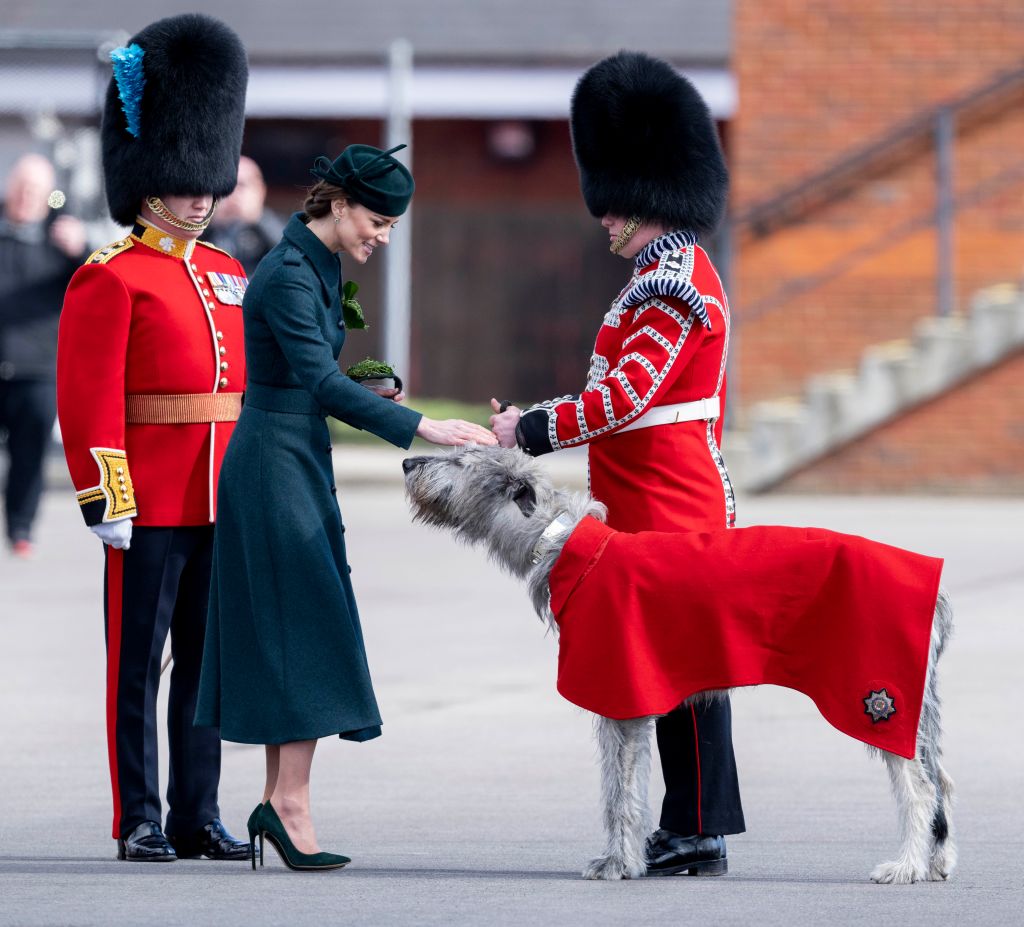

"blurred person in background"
[203, 155, 283, 275]
[0, 153, 87, 558]
[490, 52, 744, 877]
[57, 13, 251, 863]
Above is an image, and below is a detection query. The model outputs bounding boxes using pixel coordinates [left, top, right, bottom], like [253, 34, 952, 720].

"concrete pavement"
[1, 477, 1021, 926]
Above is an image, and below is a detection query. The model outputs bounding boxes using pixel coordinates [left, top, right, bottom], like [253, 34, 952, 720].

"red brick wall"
[732, 1, 1024, 412]
[732, 1, 1024, 206]
[775, 349, 1024, 493]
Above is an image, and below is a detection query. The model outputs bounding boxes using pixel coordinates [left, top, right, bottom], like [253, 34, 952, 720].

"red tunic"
[548, 516, 943, 759]
[518, 230, 733, 533]
[57, 219, 247, 527]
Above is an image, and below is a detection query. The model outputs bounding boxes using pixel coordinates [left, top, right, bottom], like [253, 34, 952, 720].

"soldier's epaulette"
[86, 237, 134, 265]
[618, 247, 711, 330]
[196, 239, 233, 258]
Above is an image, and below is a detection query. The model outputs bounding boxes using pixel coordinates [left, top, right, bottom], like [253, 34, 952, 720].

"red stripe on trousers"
[105, 550, 124, 839]
[690, 705, 703, 835]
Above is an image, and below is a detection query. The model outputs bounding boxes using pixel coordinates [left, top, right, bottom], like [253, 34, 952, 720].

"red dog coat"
[548, 517, 943, 759]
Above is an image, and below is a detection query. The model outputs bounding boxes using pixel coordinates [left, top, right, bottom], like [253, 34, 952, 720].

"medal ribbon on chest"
[206, 272, 248, 306]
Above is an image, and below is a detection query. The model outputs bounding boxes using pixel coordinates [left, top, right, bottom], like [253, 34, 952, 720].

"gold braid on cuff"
[610, 215, 642, 254]
[145, 196, 218, 232]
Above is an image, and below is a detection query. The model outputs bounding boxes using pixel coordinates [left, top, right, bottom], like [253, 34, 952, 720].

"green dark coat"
[195, 214, 421, 744]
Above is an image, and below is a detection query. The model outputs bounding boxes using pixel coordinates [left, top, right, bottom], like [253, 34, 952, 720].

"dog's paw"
[929, 835, 958, 880]
[870, 859, 927, 884]
[583, 854, 644, 880]
[928, 844, 957, 881]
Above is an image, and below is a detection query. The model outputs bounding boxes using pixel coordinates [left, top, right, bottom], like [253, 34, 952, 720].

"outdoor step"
[969, 283, 1024, 365]
[805, 369, 863, 443]
[909, 314, 972, 398]
[745, 397, 810, 487]
[730, 279, 1023, 492]
[858, 338, 917, 410]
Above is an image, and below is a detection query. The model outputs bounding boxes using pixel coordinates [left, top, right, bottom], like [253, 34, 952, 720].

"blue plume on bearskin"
[100, 13, 248, 227]
[109, 44, 146, 138]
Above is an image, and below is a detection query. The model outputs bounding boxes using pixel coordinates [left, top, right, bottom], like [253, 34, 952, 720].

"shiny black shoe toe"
[645, 830, 727, 877]
[117, 821, 177, 862]
[167, 818, 251, 860]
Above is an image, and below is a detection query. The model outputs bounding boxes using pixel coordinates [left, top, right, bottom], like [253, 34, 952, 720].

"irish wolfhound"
[402, 445, 955, 884]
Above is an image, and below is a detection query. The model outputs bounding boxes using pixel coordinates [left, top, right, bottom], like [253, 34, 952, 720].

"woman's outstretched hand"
[489, 398, 521, 449]
[416, 416, 498, 447]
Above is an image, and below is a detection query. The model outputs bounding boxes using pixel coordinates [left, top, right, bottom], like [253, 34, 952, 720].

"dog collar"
[530, 512, 576, 565]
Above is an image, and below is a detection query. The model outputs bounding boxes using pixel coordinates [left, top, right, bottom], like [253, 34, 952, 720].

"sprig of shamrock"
[342, 280, 366, 330]
[345, 357, 395, 378]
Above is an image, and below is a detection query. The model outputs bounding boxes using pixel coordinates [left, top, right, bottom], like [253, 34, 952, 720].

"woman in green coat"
[195, 144, 495, 871]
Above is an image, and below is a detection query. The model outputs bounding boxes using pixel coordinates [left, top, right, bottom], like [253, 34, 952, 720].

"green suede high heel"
[246, 803, 264, 870]
[257, 801, 350, 872]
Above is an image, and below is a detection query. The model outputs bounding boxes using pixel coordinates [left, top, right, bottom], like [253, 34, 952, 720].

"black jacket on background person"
[202, 212, 285, 277]
[0, 213, 82, 381]
[0, 209, 84, 548]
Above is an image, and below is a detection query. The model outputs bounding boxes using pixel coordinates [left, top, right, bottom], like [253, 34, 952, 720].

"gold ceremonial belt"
[125, 392, 243, 424]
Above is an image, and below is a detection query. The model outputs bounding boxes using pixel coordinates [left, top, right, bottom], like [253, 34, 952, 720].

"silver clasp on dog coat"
[530, 512, 576, 566]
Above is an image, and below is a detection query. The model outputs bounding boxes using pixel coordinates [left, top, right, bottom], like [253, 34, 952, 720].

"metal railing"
[726, 63, 1024, 323]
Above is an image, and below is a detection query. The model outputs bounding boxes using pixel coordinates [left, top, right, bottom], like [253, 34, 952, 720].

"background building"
[728, 1, 1024, 492]
[2, 0, 1021, 492]
[0, 0, 734, 406]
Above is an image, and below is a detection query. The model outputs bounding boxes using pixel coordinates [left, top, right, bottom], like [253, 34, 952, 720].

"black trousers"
[656, 697, 746, 836]
[103, 525, 221, 839]
[0, 379, 55, 543]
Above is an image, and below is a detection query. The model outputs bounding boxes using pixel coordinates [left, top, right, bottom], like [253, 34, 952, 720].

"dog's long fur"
[403, 446, 956, 883]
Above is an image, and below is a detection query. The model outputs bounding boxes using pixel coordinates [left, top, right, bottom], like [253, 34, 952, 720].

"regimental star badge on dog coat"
[865, 688, 897, 722]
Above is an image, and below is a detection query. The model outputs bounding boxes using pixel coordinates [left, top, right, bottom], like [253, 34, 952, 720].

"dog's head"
[402, 445, 547, 544]
[404, 445, 605, 622]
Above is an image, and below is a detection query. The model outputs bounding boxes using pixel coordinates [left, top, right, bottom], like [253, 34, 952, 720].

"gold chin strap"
[145, 196, 218, 232]
[610, 215, 642, 255]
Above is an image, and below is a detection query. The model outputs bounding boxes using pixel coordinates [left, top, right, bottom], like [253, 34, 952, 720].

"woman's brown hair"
[301, 180, 350, 220]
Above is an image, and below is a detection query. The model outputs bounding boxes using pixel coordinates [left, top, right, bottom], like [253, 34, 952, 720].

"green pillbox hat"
[310, 143, 415, 216]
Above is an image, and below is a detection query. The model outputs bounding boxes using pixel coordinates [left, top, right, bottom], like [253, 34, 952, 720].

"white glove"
[90, 519, 133, 550]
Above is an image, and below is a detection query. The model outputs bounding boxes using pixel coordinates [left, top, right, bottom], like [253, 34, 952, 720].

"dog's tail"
[921, 588, 955, 851]
[932, 588, 954, 661]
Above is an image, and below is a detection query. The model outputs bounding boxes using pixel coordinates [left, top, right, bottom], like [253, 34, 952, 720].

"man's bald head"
[213, 156, 267, 225]
[4, 154, 57, 225]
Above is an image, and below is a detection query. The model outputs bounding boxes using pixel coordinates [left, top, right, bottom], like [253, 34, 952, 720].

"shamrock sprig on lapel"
[342, 280, 366, 330]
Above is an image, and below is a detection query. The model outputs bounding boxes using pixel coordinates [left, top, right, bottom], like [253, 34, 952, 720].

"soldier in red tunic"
[491, 51, 743, 875]
[57, 14, 251, 862]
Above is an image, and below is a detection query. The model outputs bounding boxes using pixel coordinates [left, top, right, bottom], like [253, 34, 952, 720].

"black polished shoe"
[117, 821, 177, 862]
[645, 829, 727, 877]
[167, 818, 251, 861]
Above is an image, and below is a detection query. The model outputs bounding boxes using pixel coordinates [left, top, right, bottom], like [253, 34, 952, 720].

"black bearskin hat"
[570, 51, 728, 236]
[101, 13, 248, 226]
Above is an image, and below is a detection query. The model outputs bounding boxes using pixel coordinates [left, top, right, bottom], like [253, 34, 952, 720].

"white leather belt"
[617, 397, 720, 434]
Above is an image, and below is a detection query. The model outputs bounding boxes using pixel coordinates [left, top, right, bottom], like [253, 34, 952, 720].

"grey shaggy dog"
[402, 445, 956, 884]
